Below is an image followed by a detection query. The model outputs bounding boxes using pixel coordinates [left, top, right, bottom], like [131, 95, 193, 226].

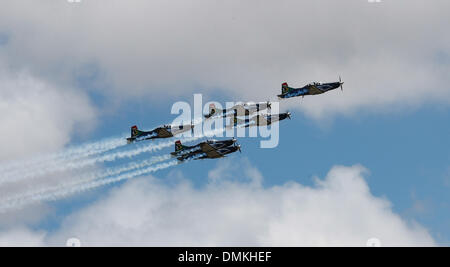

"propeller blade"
[267, 100, 271, 110]
[339, 76, 343, 91]
[287, 111, 291, 120]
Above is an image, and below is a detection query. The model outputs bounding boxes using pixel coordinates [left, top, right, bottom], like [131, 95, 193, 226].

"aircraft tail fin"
[130, 125, 143, 138]
[175, 140, 184, 152]
[205, 103, 221, 118]
[281, 82, 290, 94]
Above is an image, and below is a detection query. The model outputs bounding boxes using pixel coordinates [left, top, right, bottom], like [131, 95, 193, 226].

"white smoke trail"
[50, 160, 178, 200]
[0, 135, 127, 182]
[0, 160, 178, 212]
[0, 154, 172, 211]
[46, 135, 128, 161]
[0, 135, 127, 171]
[0, 126, 229, 211]
[0, 127, 227, 185]
[0, 137, 174, 185]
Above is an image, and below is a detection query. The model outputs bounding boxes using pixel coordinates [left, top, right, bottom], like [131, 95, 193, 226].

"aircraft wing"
[232, 105, 248, 116]
[254, 115, 269, 126]
[171, 124, 193, 136]
[199, 142, 224, 158]
[307, 84, 323, 95]
[155, 127, 173, 138]
[204, 149, 223, 158]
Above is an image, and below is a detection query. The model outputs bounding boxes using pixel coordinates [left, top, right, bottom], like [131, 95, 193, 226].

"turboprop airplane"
[228, 112, 291, 128]
[126, 123, 194, 144]
[204, 101, 271, 119]
[277, 77, 344, 99]
[171, 139, 241, 161]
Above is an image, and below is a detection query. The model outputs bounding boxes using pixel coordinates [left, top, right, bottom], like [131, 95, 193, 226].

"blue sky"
[59, 92, 449, 244]
[0, 1, 449, 246]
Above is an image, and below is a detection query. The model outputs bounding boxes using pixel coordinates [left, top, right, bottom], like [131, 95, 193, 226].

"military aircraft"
[277, 77, 344, 99]
[126, 123, 194, 144]
[204, 101, 271, 119]
[228, 112, 291, 128]
[171, 139, 241, 161]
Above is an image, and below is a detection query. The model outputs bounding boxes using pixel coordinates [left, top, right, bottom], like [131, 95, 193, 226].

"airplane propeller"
[267, 100, 272, 110]
[190, 120, 195, 135]
[286, 111, 291, 120]
[236, 143, 241, 153]
[339, 76, 344, 91]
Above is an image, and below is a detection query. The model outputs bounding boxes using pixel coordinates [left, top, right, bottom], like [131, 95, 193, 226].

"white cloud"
[0, 66, 97, 161]
[0, 1, 442, 247]
[36, 162, 433, 246]
[0, 65, 99, 221]
[0, 227, 46, 247]
[0, 0, 449, 119]
[207, 158, 262, 187]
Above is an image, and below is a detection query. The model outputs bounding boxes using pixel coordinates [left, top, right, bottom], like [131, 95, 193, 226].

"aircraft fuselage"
[278, 81, 342, 99]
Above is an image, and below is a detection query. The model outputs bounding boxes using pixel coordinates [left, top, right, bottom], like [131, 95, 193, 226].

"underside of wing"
[232, 105, 248, 116]
[254, 115, 269, 126]
[204, 149, 223, 158]
[171, 124, 192, 135]
[199, 142, 216, 153]
[155, 127, 173, 138]
[199, 142, 223, 158]
[308, 85, 323, 95]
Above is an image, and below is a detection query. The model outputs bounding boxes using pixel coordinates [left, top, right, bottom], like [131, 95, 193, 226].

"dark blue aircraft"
[126, 123, 193, 144]
[171, 139, 241, 162]
[277, 77, 344, 99]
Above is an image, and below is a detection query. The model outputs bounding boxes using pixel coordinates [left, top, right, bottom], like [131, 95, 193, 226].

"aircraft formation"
[127, 77, 343, 162]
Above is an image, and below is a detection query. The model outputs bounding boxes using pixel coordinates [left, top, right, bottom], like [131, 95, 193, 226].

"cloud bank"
[1, 0, 449, 119]
[0, 162, 431, 246]
[0, 66, 97, 161]
[0, 1, 443, 247]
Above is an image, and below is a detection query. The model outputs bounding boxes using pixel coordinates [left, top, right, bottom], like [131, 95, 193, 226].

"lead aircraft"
[277, 77, 344, 99]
